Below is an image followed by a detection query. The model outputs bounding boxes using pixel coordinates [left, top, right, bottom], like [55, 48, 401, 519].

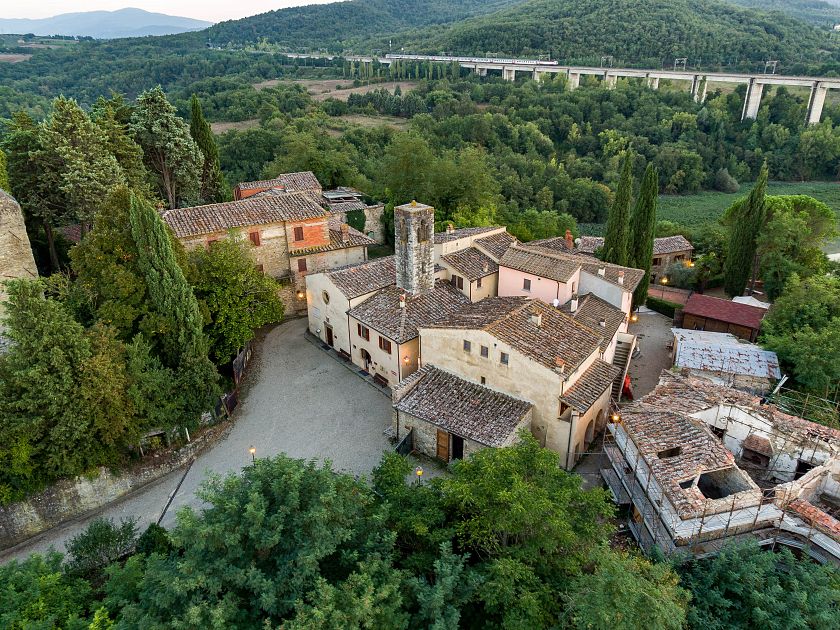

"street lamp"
[249, 446, 256, 463]
[415, 467, 424, 485]
[660, 277, 669, 285]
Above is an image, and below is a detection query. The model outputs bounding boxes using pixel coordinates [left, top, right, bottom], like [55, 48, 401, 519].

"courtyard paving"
[1, 318, 393, 563]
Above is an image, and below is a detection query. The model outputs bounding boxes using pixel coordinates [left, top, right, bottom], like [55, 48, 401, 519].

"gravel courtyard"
[1, 318, 393, 563]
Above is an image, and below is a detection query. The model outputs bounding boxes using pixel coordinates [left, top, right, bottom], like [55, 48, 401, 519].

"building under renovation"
[603, 370, 840, 564]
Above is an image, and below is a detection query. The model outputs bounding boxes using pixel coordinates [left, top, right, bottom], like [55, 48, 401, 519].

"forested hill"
[725, 0, 840, 26]
[384, 0, 840, 68]
[206, 0, 526, 50]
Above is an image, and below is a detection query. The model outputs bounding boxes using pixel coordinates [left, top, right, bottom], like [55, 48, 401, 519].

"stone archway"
[585, 418, 596, 447]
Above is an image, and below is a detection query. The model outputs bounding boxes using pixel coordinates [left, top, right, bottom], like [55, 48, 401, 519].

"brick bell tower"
[395, 200, 434, 295]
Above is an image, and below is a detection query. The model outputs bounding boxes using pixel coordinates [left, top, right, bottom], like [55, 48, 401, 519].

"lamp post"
[415, 467, 424, 485]
[249, 446, 256, 464]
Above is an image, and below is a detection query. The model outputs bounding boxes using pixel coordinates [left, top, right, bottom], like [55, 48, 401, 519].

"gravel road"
[0, 318, 392, 563]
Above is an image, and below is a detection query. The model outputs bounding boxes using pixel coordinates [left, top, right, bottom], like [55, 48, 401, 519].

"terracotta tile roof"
[683, 293, 767, 330]
[426, 297, 604, 374]
[235, 171, 322, 194]
[442, 247, 498, 281]
[499, 245, 580, 283]
[327, 256, 396, 299]
[395, 365, 532, 447]
[562, 293, 626, 352]
[742, 434, 773, 456]
[515, 243, 645, 292]
[787, 498, 840, 538]
[474, 231, 517, 261]
[575, 235, 694, 256]
[434, 226, 501, 244]
[618, 408, 746, 518]
[162, 193, 327, 238]
[561, 360, 620, 412]
[527, 235, 576, 253]
[348, 279, 469, 344]
[653, 235, 694, 255]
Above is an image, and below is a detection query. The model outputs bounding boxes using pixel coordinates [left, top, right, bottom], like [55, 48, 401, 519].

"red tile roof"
[683, 294, 766, 330]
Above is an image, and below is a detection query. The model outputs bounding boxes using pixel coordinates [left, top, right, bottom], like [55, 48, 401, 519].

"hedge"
[646, 296, 682, 318]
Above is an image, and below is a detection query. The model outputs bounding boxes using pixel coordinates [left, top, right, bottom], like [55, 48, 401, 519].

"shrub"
[64, 517, 138, 579]
[646, 296, 682, 318]
[713, 168, 740, 193]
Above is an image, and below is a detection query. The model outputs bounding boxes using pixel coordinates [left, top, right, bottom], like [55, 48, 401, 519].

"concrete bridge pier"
[692, 76, 708, 103]
[502, 67, 516, 82]
[807, 82, 827, 125]
[741, 79, 765, 120]
[646, 75, 660, 90]
[605, 73, 617, 89]
[567, 71, 581, 90]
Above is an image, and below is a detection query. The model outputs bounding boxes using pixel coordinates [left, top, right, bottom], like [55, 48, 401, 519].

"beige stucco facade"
[305, 272, 380, 356]
[434, 227, 507, 261]
[346, 316, 420, 387]
[418, 326, 612, 469]
[438, 260, 499, 302]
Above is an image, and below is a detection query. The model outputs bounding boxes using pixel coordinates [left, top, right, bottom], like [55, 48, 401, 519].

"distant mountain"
[0, 8, 212, 39]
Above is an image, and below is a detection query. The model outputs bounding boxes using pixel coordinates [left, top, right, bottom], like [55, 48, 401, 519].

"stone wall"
[363, 204, 385, 244]
[0, 190, 38, 320]
[0, 423, 227, 551]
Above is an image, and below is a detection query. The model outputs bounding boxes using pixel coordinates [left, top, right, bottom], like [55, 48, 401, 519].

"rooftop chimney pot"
[599, 317, 607, 327]
[565, 229, 573, 251]
[618, 270, 625, 285]
[598, 266, 606, 277]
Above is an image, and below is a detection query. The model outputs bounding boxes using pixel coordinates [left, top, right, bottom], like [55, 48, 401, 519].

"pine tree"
[131, 86, 202, 209]
[189, 95, 228, 204]
[602, 153, 633, 266]
[629, 164, 659, 309]
[724, 164, 768, 297]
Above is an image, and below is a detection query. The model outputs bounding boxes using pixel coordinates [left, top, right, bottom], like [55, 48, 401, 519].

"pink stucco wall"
[498, 266, 580, 305]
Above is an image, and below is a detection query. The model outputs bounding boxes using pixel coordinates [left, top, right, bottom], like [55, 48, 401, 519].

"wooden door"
[325, 325, 334, 347]
[436, 429, 449, 461]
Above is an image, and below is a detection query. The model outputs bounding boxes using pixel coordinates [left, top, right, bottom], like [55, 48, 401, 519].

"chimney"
[570, 293, 579, 313]
[552, 298, 560, 308]
[598, 266, 606, 277]
[482, 262, 489, 273]
[599, 317, 607, 327]
[446, 223, 455, 234]
[565, 229, 573, 251]
[399, 293, 406, 309]
[531, 312, 543, 328]
[618, 270, 625, 285]
[340, 223, 350, 245]
[555, 357, 566, 374]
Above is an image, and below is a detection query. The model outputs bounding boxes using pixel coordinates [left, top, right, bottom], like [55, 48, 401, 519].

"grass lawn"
[582, 181, 840, 253]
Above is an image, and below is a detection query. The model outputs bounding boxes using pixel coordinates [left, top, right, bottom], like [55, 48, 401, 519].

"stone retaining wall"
[0, 422, 228, 551]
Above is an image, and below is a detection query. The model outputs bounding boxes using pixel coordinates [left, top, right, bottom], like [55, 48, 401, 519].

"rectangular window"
[297, 258, 307, 272]
[480, 345, 489, 358]
[480, 376, 486, 385]
[357, 324, 370, 341]
[255, 264, 265, 274]
[500, 352, 509, 365]
[293, 226, 305, 241]
[463, 340, 471, 353]
[451, 275, 464, 290]
[476, 277, 483, 289]
[249, 231, 261, 247]
[653, 257, 662, 266]
[571, 281, 576, 294]
[378, 336, 392, 354]
[523, 278, 531, 291]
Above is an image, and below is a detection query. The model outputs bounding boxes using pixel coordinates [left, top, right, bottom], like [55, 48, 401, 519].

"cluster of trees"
[0, 89, 284, 502]
[2, 438, 838, 628]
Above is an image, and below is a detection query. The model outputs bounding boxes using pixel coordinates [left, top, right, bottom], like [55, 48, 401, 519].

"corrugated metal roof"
[672, 329, 781, 379]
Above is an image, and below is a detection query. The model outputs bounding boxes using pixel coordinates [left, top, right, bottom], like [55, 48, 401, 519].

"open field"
[253, 78, 419, 102]
[335, 113, 410, 130]
[210, 118, 261, 134]
[0, 54, 31, 63]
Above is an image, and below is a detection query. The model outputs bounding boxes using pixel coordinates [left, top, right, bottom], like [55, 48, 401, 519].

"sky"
[3, 1, 338, 23]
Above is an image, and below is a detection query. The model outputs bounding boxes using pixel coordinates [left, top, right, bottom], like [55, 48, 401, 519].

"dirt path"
[254, 78, 419, 102]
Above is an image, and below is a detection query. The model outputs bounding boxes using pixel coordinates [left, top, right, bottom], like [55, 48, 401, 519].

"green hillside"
[385, 0, 840, 68]
[206, 0, 526, 51]
[725, 0, 840, 27]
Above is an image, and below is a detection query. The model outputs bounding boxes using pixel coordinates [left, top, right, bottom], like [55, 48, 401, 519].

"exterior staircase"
[611, 339, 634, 400]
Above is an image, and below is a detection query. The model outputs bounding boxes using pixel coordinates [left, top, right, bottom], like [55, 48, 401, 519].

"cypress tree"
[0, 148, 9, 191]
[190, 95, 227, 204]
[128, 193, 217, 416]
[724, 164, 768, 297]
[602, 153, 633, 266]
[629, 164, 659, 309]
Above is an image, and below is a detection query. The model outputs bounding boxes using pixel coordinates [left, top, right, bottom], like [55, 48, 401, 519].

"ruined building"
[0, 190, 38, 324]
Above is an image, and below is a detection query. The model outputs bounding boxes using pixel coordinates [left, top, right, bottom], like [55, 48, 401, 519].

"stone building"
[0, 190, 38, 326]
[573, 234, 694, 282]
[603, 371, 840, 563]
[232, 171, 322, 200]
[393, 364, 533, 462]
[419, 297, 620, 469]
[433, 225, 509, 261]
[162, 191, 374, 314]
[671, 329, 781, 394]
